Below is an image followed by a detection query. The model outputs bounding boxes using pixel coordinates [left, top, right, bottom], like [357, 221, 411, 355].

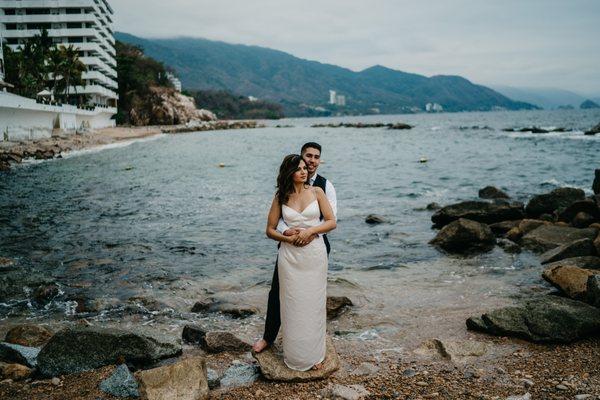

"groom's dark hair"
[301, 142, 321, 154]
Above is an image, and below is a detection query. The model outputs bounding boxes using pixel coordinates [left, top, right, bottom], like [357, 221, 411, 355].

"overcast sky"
[111, 0, 600, 95]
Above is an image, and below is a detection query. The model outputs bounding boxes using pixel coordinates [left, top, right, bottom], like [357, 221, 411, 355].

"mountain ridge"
[115, 32, 536, 116]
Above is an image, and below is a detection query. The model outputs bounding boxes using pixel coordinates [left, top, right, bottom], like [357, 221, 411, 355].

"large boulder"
[557, 199, 600, 223]
[544, 256, 600, 271]
[4, 325, 53, 347]
[37, 327, 182, 377]
[585, 124, 600, 136]
[252, 336, 339, 382]
[542, 265, 596, 299]
[135, 356, 209, 400]
[587, 275, 600, 307]
[466, 295, 600, 343]
[525, 188, 586, 217]
[429, 218, 495, 254]
[99, 364, 140, 398]
[521, 225, 598, 252]
[479, 186, 510, 200]
[431, 201, 524, 228]
[593, 169, 600, 194]
[540, 239, 597, 264]
[0, 342, 40, 368]
[489, 220, 521, 235]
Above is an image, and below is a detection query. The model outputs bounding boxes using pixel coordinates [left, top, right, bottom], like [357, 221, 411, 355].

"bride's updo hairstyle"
[276, 154, 306, 206]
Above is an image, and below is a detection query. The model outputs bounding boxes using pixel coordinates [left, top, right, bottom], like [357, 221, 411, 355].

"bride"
[265, 154, 336, 371]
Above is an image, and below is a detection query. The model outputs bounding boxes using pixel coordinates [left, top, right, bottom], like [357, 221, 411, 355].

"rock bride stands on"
[256, 142, 337, 371]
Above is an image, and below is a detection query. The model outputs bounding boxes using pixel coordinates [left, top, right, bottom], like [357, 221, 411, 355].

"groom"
[253, 142, 337, 353]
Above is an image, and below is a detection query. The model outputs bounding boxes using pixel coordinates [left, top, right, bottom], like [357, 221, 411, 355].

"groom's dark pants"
[263, 235, 330, 344]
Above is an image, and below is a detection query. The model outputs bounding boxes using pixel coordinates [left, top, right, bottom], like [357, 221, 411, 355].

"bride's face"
[292, 160, 308, 183]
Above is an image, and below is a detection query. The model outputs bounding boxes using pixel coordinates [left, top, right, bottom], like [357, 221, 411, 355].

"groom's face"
[302, 147, 321, 176]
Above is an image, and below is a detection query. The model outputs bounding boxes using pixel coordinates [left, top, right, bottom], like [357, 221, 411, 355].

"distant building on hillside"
[328, 90, 346, 106]
[0, 0, 118, 110]
[329, 90, 336, 104]
[425, 102, 443, 112]
[165, 72, 182, 92]
[248, 96, 258, 102]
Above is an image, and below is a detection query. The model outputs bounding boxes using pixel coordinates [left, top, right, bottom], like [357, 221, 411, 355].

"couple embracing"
[253, 142, 338, 371]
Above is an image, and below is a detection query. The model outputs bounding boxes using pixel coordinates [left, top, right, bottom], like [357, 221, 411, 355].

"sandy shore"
[0, 121, 259, 171]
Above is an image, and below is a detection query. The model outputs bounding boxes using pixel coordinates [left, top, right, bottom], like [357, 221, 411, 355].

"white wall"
[0, 92, 115, 141]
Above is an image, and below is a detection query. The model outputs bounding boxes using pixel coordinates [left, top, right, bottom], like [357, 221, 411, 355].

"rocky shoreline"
[0, 120, 261, 172]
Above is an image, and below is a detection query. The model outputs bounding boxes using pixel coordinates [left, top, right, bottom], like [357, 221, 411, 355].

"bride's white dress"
[278, 198, 327, 371]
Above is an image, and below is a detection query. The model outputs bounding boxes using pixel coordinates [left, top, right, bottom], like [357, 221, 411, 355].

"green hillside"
[115, 32, 536, 116]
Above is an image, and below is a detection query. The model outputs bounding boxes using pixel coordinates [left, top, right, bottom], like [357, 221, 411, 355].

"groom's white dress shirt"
[277, 174, 337, 234]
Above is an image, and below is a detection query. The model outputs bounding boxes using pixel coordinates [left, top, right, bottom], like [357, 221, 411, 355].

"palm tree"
[58, 45, 86, 104]
[46, 47, 64, 101]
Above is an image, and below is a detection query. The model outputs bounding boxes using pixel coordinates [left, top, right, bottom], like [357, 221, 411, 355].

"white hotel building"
[0, 0, 118, 138]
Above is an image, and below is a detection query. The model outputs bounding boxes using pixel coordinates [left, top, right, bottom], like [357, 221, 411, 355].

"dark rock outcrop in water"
[585, 123, 600, 136]
[365, 214, 387, 224]
[431, 201, 524, 228]
[525, 187, 585, 218]
[326, 296, 353, 319]
[539, 238, 597, 264]
[430, 218, 495, 254]
[466, 296, 600, 343]
[478, 186, 510, 200]
[593, 169, 600, 193]
[311, 122, 412, 129]
[37, 327, 181, 377]
[521, 225, 598, 252]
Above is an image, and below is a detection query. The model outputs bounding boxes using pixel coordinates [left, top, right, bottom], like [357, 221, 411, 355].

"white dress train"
[278, 199, 327, 371]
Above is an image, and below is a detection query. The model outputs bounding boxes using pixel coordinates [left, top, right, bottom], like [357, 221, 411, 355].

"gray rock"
[0, 342, 40, 368]
[37, 327, 182, 377]
[327, 296, 353, 319]
[587, 274, 600, 307]
[4, 324, 52, 347]
[350, 362, 379, 376]
[466, 295, 600, 343]
[320, 383, 370, 400]
[182, 325, 206, 346]
[203, 331, 251, 353]
[525, 187, 586, 217]
[99, 364, 139, 398]
[479, 186, 510, 200]
[489, 220, 521, 235]
[497, 238, 521, 253]
[540, 239, 597, 264]
[252, 336, 339, 381]
[573, 212, 596, 228]
[365, 214, 387, 224]
[544, 256, 600, 271]
[219, 361, 259, 388]
[585, 124, 600, 136]
[557, 200, 600, 223]
[431, 201, 524, 228]
[426, 202, 441, 211]
[521, 225, 598, 252]
[506, 393, 531, 400]
[430, 218, 495, 254]
[214, 304, 258, 318]
[206, 367, 220, 389]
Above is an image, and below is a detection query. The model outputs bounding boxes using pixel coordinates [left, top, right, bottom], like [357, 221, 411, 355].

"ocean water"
[1, 109, 599, 345]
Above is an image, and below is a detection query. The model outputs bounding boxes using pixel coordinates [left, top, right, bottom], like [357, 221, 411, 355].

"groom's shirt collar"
[309, 174, 317, 185]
